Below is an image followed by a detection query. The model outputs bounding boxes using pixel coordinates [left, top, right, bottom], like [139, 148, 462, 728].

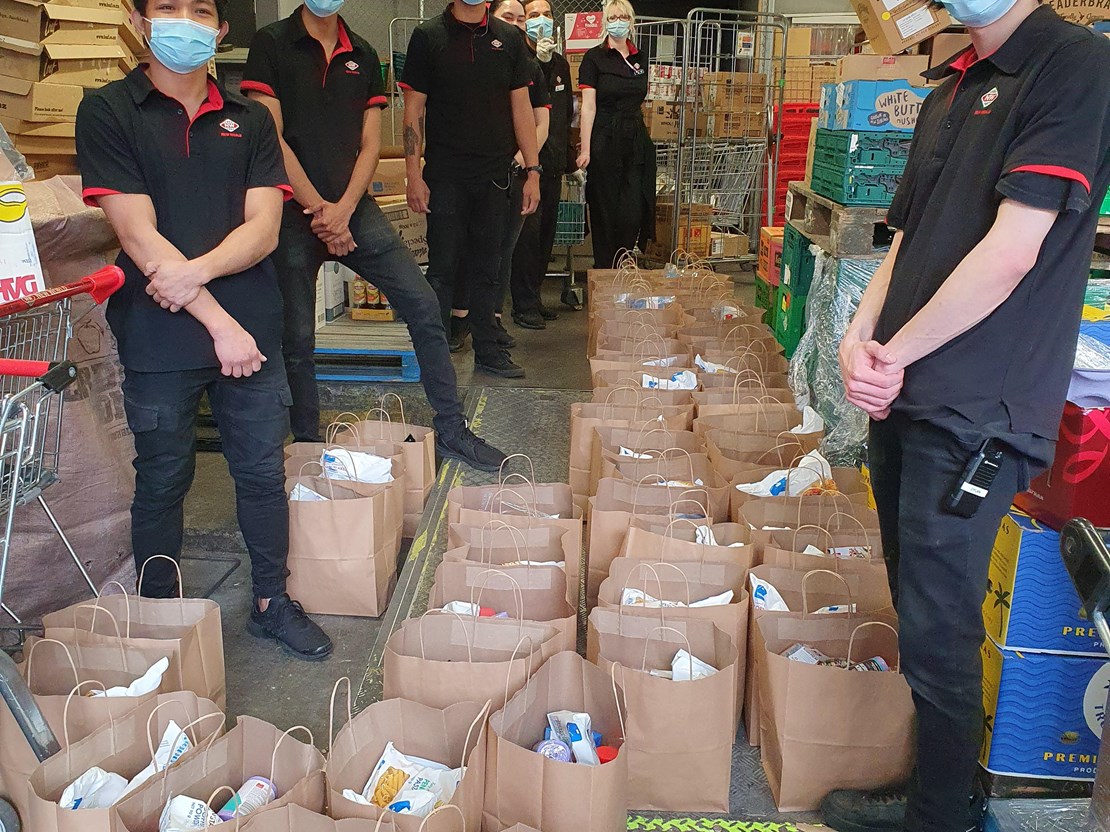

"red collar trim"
[335, 19, 354, 56]
[950, 48, 980, 72]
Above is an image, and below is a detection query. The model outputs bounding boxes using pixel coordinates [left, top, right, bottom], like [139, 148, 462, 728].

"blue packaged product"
[833, 80, 931, 132]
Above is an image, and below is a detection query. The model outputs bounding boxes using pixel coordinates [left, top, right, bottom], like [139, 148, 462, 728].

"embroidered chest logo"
[219, 118, 242, 138]
[345, 60, 359, 71]
[491, 39, 503, 50]
[974, 87, 999, 116]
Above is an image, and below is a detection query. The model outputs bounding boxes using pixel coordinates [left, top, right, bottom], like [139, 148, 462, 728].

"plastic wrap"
[983, 798, 1095, 832]
[788, 251, 883, 467]
[0, 122, 33, 182]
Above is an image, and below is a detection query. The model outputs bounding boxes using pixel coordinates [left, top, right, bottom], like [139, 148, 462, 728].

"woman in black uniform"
[576, 0, 656, 269]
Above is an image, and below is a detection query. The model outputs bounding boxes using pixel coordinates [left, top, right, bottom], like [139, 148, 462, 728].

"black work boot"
[537, 303, 559, 321]
[821, 782, 985, 832]
[247, 594, 333, 661]
[512, 311, 546, 330]
[494, 317, 516, 348]
[437, 426, 508, 473]
[448, 316, 470, 353]
[475, 350, 525, 379]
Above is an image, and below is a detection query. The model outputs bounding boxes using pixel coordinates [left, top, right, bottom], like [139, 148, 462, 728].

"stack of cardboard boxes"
[0, 0, 141, 178]
[699, 71, 768, 140]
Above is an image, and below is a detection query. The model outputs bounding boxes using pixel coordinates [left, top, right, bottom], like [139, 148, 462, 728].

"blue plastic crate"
[833, 80, 932, 132]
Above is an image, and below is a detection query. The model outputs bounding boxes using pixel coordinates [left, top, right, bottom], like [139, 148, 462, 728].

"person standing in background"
[402, 0, 541, 379]
[576, 0, 655, 269]
[241, 0, 508, 472]
[448, 0, 550, 354]
[510, 0, 574, 331]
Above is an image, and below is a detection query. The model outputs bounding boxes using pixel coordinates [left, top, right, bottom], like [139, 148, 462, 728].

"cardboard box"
[1015, 404, 1110, 531]
[700, 71, 768, 111]
[0, 75, 82, 122]
[369, 157, 408, 198]
[10, 130, 74, 155]
[319, 263, 345, 322]
[564, 11, 603, 52]
[985, 512, 1105, 656]
[22, 153, 78, 177]
[51, 0, 133, 11]
[375, 195, 427, 265]
[836, 54, 930, 84]
[566, 52, 584, 89]
[710, 231, 748, 258]
[804, 117, 819, 185]
[710, 107, 766, 139]
[757, 226, 785, 283]
[0, 114, 74, 138]
[849, 0, 951, 56]
[643, 101, 708, 141]
[350, 307, 396, 322]
[833, 80, 932, 131]
[927, 32, 972, 70]
[655, 203, 712, 259]
[118, 11, 143, 59]
[1045, 0, 1108, 24]
[981, 636, 1109, 782]
[781, 64, 814, 104]
[809, 63, 837, 101]
[0, 0, 123, 46]
[0, 35, 123, 87]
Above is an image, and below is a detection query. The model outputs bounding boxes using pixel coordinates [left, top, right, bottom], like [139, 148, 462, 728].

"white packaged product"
[735, 450, 833, 498]
[91, 657, 169, 698]
[321, 448, 394, 483]
[642, 355, 680, 367]
[792, 406, 826, 435]
[120, 720, 192, 799]
[782, 643, 834, 665]
[59, 767, 128, 810]
[618, 446, 653, 459]
[359, 742, 462, 815]
[694, 354, 737, 375]
[749, 575, 790, 612]
[693, 526, 745, 548]
[159, 795, 219, 832]
[801, 543, 872, 560]
[547, 711, 599, 766]
[641, 370, 697, 391]
[289, 482, 328, 502]
[621, 587, 734, 608]
[669, 649, 717, 681]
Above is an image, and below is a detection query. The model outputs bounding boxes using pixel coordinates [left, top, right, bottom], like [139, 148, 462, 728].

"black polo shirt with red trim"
[578, 39, 648, 114]
[75, 67, 291, 374]
[242, 8, 386, 205]
[875, 6, 1110, 445]
[400, 7, 533, 182]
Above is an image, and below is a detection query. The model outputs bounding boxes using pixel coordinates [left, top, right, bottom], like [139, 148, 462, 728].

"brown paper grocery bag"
[757, 615, 913, 811]
[383, 613, 564, 710]
[484, 652, 628, 832]
[593, 335, 688, 357]
[240, 803, 397, 832]
[694, 405, 805, 437]
[692, 381, 794, 412]
[607, 452, 731, 511]
[761, 524, 886, 570]
[586, 477, 728, 609]
[286, 467, 405, 617]
[429, 563, 577, 652]
[740, 494, 878, 547]
[26, 693, 223, 832]
[587, 609, 737, 812]
[704, 429, 815, 475]
[0, 637, 173, 818]
[590, 376, 696, 409]
[112, 717, 326, 832]
[744, 567, 895, 748]
[43, 560, 225, 709]
[619, 518, 755, 572]
[596, 558, 749, 725]
[327, 693, 487, 832]
[444, 523, 575, 571]
[589, 426, 703, 497]
[730, 466, 869, 521]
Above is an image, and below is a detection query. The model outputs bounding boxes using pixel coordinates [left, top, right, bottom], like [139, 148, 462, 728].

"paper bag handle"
[828, 509, 872, 545]
[151, 709, 224, 772]
[271, 725, 315, 783]
[379, 392, 411, 434]
[417, 804, 465, 832]
[25, 637, 80, 691]
[640, 625, 693, 675]
[729, 369, 767, 400]
[326, 419, 362, 447]
[206, 786, 237, 824]
[462, 699, 492, 765]
[494, 478, 539, 515]
[470, 569, 525, 622]
[476, 520, 526, 567]
[419, 612, 474, 662]
[619, 562, 665, 628]
[847, 621, 900, 672]
[607, 663, 629, 744]
[138, 554, 185, 601]
[788, 524, 835, 558]
[645, 561, 692, 606]
[800, 569, 855, 616]
[502, 637, 536, 710]
[629, 423, 674, 449]
[92, 581, 139, 638]
[62, 680, 107, 748]
[72, 604, 127, 665]
[294, 462, 338, 500]
[498, 454, 537, 489]
[329, 678, 352, 757]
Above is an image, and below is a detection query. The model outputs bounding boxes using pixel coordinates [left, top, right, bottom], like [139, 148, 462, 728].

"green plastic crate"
[1101, 185, 1110, 216]
[754, 272, 772, 311]
[773, 284, 806, 358]
[781, 224, 818, 297]
[811, 161, 903, 207]
[814, 129, 912, 169]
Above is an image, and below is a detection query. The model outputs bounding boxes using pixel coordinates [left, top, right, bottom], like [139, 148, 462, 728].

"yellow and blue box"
[984, 512, 1104, 657]
[981, 637, 1109, 782]
[831, 80, 931, 132]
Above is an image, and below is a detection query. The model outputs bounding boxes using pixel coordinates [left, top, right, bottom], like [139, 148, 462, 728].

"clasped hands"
[839, 336, 904, 421]
[303, 199, 357, 257]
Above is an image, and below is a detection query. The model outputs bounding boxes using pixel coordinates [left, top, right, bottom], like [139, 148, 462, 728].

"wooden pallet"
[314, 318, 420, 383]
[785, 181, 894, 257]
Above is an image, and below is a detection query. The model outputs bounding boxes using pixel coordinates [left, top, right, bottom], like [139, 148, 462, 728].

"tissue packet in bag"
[59, 767, 128, 810]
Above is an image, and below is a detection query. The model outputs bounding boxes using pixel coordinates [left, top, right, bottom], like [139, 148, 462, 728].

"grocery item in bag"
[159, 796, 219, 832]
[358, 742, 461, 815]
[322, 449, 394, 483]
[546, 712, 599, 766]
[620, 587, 734, 608]
[59, 767, 127, 810]
[91, 657, 170, 698]
[290, 483, 328, 502]
[217, 776, 277, 820]
[120, 719, 194, 799]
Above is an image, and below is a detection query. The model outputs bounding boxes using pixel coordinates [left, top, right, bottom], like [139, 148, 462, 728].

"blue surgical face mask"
[606, 19, 631, 40]
[145, 17, 218, 74]
[938, 0, 1017, 26]
[304, 0, 344, 17]
[526, 15, 554, 41]
[461, 0, 486, 5]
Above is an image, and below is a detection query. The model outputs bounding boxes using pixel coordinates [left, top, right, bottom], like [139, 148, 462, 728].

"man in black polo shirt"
[830, 1, 1110, 830]
[241, 2, 506, 472]
[76, 0, 332, 660]
[401, 0, 542, 379]
[510, 0, 574, 330]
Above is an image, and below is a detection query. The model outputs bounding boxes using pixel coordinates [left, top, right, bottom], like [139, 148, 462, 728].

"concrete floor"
[181, 280, 591, 741]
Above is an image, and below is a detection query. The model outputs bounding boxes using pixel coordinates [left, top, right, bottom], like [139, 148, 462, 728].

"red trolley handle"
[0, 265, 125, 321]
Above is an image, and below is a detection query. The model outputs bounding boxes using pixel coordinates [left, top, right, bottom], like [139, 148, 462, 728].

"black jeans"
[270, 196, 464, 442]
[511, 174, 562, 316]
[868, 414, 1030, 832]
[425, 175, 511, 362]
[123, 360, 292, 600]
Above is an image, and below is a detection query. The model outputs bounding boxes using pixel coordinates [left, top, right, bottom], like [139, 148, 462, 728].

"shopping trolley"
[0, 265, 125, 649]
[552, 173, 587, 310]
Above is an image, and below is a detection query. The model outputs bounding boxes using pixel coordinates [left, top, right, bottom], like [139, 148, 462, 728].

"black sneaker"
[449, 317, 470, 353]
[436, 427, 508, 473]
[537, 304, 559, 321]
[512, 311, 546, 330]
[475, 351, 525, 378]
[247, 594, 333, 661]
[821, 785, 985, 832]
[494, 318, 516, 348]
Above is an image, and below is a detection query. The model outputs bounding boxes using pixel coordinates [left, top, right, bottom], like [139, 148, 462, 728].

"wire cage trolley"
[0, 266, 125, 644]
